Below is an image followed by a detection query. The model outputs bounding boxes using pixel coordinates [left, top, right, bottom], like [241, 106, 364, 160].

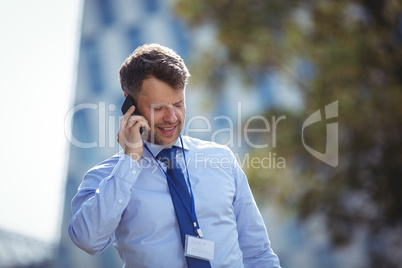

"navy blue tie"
[157, 147, 211, 268]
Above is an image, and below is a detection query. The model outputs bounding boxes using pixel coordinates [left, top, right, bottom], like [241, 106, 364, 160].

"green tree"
[175, 0, 402, 266]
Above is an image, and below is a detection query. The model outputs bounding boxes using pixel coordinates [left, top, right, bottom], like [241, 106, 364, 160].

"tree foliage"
[175, 0, 402, 266]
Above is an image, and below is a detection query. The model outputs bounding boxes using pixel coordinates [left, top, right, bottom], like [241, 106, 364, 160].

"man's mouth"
[158, 125, 177, 135]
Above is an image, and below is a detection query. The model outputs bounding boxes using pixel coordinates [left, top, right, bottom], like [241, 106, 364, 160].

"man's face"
[136, 77, 186, 146]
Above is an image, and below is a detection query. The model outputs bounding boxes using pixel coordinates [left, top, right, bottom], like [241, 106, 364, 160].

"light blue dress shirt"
[68, 136, 280, 268]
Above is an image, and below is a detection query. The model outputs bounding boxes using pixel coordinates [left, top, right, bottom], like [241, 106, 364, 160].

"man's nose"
[163, 106, 178, 123]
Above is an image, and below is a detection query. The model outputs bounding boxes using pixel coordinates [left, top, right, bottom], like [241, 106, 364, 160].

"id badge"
[184, 235, 215, 261]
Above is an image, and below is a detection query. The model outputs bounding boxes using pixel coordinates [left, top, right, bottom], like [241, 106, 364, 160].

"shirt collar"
[142, 135, 189, 160]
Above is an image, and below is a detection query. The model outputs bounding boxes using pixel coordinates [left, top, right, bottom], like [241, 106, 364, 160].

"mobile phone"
[121, 94, 144, 134]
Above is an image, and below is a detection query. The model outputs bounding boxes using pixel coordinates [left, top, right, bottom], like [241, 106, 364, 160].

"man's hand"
[118, 106, 150, 162]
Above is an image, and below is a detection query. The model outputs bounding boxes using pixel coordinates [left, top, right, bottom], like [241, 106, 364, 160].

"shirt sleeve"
[231, 153, 281, 268]
[68, 153, 142, 255]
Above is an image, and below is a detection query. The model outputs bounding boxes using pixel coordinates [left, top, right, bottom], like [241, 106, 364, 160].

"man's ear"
[123, 92, 128, 98]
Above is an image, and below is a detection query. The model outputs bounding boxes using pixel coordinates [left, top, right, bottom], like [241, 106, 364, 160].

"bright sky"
[0, 0, 82, 244]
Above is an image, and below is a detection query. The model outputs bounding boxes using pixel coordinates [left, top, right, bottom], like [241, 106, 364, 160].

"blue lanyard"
[143, 136, 203, 238]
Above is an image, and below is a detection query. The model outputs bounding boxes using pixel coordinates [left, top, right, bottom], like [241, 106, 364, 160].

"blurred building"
[0, 229, 55, 268]
[57, 0, 192, 267]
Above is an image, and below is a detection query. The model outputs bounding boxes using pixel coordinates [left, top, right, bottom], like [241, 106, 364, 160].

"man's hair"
[119, 43, 190, 99]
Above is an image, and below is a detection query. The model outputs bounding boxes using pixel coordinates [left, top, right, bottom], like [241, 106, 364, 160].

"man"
[68, 43, 280, 267]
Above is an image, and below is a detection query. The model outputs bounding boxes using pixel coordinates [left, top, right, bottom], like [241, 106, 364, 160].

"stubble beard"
[146, 120, 184, 146]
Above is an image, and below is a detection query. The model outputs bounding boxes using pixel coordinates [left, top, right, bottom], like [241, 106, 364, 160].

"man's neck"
[143, 137, 180, 149]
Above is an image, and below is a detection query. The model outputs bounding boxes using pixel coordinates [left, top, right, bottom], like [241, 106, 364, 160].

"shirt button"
[131, 169, 136, 174]
[118, 199, 122, 204]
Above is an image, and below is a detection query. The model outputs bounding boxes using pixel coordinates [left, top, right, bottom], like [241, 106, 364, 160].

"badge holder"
[184, 235, 215, 261]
